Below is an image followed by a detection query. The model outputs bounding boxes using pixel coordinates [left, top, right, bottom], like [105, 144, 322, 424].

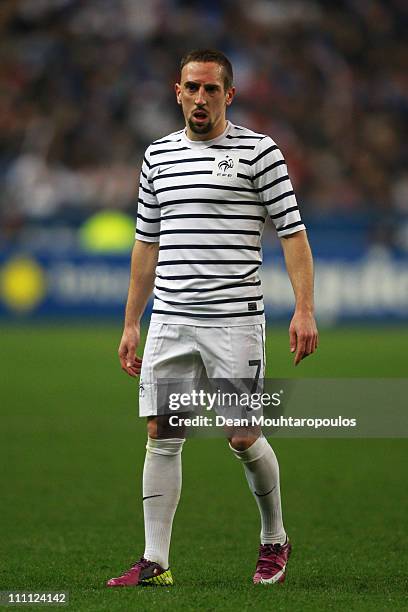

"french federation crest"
[218, 155, 234, 173]
[213, 151, 239, 178]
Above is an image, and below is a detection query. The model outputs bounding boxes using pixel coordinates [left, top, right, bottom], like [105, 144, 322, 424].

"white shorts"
[139, 322, 266, 417]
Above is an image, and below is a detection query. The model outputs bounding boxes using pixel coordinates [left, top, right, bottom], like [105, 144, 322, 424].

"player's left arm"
[280, 230, 318, 365]
[250, 136, 318, 366]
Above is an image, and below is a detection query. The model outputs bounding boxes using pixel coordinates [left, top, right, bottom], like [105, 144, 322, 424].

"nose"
[195, 85, 206, 106]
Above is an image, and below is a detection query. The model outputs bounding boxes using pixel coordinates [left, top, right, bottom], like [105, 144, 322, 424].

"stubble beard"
[188, 117, 213, 134]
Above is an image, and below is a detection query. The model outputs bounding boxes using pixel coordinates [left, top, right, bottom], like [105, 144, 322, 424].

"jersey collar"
[181, 121, 232, 149]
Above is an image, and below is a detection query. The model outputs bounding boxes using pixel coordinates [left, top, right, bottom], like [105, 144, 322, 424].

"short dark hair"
[180, 49, 233, 90]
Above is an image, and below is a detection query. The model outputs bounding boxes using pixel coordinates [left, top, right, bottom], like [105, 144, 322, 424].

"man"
[107, 49, 318, 587]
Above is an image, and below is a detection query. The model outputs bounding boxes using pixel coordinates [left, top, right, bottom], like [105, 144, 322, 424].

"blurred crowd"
[1, 0, 408, 250]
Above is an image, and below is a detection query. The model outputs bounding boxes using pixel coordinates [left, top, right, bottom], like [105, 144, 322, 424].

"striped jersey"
[136, 121, 305, 326]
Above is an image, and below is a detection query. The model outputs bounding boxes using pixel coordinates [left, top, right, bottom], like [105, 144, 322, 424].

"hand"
[118, 324, 142, 377]
[289, 310, 318, 366]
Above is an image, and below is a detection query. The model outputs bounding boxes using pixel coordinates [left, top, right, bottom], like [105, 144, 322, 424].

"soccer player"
[107, 49, 318, 587]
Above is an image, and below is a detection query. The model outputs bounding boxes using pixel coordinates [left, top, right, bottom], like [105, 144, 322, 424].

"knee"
[147, 417, 159, 439]
[147, 415, 186, 440]
[229, 435, 259, 451]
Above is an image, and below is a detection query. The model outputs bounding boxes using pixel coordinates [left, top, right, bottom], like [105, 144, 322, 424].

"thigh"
[198, 324, 266, 380]
[139, 323, 204, 417]
[198, 325, 265, 438]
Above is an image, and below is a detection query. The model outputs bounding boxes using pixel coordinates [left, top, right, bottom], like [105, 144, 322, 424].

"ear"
[175, 83, 182, 105]
[225, 86, 236, 107]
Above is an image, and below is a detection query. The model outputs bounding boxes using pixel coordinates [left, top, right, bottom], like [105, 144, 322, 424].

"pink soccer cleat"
[253, 540, 292, 584]
[106, 557, 173, 587]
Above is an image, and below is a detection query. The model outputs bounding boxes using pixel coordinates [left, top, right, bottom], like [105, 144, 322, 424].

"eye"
[185, 83, 198, 92]
[205, 85, 218, 93]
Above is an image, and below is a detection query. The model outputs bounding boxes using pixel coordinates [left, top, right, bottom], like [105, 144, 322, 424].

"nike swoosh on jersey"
[158, 165, 178, 175]
[143, 494, 164, 501]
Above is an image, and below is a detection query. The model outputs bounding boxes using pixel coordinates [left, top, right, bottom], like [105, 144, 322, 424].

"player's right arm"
[119, 240, 159, 377]
[119, 147, 160, 377]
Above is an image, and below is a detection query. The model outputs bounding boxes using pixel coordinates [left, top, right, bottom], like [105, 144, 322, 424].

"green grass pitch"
[0, 324, 407, 611]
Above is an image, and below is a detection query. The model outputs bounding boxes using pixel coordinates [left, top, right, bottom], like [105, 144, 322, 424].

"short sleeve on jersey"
[135, 149, 161, 242]
[252, 137, 305, 237]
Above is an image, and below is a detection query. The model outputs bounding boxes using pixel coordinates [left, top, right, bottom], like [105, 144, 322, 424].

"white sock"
[230, 436, 286, 545]
[142, 436, 184, 568]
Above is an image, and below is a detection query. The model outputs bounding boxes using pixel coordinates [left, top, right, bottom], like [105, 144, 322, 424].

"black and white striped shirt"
[136, 121, 305, 325]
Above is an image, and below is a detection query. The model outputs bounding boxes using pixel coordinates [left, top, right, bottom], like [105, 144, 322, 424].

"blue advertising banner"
[1, 249, 407, 322]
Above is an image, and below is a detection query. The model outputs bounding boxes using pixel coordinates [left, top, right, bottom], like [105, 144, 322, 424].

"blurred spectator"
[0, 0, 407, 250]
